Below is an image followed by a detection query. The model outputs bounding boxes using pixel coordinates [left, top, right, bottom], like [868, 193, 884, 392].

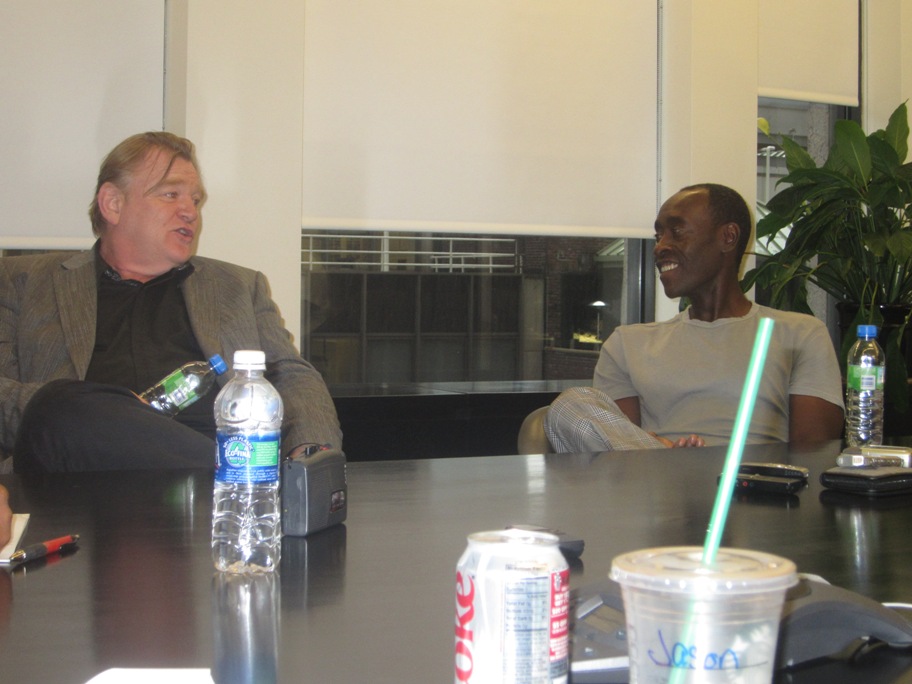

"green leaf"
[884, 102, 910, 163]
[866, 172, 908, 210]
[839, 306, 869, 365]
[831, 120, 872, 184]
[764, 182, 813, 218]
[740, 266, 761, 292]
[757, 117, 771, 136]
[887, 231, 912, 262]
[865, 232, 890, 258]
[896, 162, 912, 182]
[868, 135, 901, 175]
[780, 136, 816, 172]
[755, 211, 791, 240]
[777, 167, 855, 195]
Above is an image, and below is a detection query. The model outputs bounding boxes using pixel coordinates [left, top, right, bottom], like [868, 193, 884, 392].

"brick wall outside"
[543, 347, 598, 380]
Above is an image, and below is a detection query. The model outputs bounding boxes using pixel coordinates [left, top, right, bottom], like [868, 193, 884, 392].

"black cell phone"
[738, 462, 809, 481]
[718, 462, 808, 495]
[820, 466, 912, 497]
[726, 473, 806, 494]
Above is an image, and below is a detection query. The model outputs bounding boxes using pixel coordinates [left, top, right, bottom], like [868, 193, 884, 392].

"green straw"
[667, 317, 775, 684]
[702, 316, 775, 563]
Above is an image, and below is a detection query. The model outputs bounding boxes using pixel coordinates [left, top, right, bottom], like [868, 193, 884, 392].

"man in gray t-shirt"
[545, 183, 845, 453]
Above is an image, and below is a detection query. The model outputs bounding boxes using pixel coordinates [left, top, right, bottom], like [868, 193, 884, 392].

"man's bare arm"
[789, 394, 844, 445]
[614, 396, 641, 425]
[615, 395, 704, 448]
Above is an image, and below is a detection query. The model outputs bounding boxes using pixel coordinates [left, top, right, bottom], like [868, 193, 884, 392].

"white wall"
[169, 0, 307, 342]
[0, 2, 164, 250]
[906, 1, 912, 102]
[657, 0, 760, 321]
[863, 0, 905, 131]
[863, 0, 912, 132]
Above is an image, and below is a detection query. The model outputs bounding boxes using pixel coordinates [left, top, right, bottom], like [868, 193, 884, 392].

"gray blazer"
[0, 249, 342, 459]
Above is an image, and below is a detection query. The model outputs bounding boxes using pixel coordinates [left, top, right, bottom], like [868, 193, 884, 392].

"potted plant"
[743, 102, 912, 415]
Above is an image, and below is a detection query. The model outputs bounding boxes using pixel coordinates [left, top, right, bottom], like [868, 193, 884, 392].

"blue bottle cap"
[209, 354, 228, 375]
[857, 324, 878, 338]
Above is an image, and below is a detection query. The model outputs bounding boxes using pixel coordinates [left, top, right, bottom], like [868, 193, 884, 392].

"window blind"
[301, 1, 659, 238]
[758, 0, 859, 106]
[0, 1, 165, 250]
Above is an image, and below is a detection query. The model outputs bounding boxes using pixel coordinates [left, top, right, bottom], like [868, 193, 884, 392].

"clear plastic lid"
[232, 349, 266, 369]
[610, 546, 797, 595]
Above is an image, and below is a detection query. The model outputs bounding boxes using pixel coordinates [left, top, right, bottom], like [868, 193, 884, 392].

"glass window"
[310, 273, 362, 335]
[366, 274, 416, 333]
[422, 275, 468, 333]
[473, 276, 519, 334]
[754, 98, 857, 341]
[302, 231, 651, 389]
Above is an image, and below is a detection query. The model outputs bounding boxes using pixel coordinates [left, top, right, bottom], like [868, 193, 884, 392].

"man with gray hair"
[0, 131, 341, 472]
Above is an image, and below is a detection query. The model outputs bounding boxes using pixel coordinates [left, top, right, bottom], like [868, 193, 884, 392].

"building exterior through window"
[301, 231, 652, 389]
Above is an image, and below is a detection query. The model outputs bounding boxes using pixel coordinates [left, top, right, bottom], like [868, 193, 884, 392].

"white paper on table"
[0, 513, 30, 564]
[84, 669, 215, 684]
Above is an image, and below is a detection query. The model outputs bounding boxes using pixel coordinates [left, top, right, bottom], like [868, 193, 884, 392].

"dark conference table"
[2, 440, 912, 683]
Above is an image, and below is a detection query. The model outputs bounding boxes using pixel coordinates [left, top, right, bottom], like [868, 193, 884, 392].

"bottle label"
[161, 371, 198, 409]
[215, 431, 281, 484]
[847, 365, 885, 392]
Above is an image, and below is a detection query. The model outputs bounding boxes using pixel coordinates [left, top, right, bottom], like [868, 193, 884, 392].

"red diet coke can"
[454, 529, 570, 684]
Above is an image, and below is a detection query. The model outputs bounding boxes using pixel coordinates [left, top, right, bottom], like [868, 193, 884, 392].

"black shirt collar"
[93, 241, 195, 286]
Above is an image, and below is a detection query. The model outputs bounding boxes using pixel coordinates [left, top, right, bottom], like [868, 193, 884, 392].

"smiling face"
[97, 147, 205, 282]
[653, 187, 735, 301]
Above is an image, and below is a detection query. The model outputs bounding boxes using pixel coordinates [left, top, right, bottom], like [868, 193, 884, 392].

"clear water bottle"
[140, 354, 227, 417]
[845, 324, 886, 447]
[212, 350, 284, 573]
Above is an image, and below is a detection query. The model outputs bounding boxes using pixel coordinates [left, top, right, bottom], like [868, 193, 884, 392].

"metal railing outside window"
[302, 232, 518, 273]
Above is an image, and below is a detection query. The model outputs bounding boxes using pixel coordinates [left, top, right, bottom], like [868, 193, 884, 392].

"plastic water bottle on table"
[211, 350, 283, 573]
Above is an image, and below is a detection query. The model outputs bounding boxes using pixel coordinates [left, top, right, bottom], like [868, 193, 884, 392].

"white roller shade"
[759, 0, 859, 106]
[302, 1, 658, 238]
[0, 1, 165, 250]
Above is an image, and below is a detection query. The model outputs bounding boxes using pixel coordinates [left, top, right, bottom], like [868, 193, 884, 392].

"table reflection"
[212, 573, 279, 684]
[0, 569, 9, 640]
[90, 472, 209, 666]
[280, 524, 347, 610]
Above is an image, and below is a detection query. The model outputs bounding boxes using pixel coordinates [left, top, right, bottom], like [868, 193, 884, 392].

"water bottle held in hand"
[140, 354, 227, 417]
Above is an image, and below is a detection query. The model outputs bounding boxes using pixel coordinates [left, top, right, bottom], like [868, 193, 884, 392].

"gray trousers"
[543, 386, 664, 453]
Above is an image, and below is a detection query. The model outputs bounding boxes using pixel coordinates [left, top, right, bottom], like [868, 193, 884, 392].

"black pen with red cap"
[10, 534, 79, 564]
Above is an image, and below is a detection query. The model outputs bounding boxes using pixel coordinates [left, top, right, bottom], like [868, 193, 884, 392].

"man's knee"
[545, 387, 619, 452]
[13, 380, 184, 473]
[545, 386, 659, 453]
[14, 380, 135, 472]
[547, 387, 624, 427]
[20, 379, 139, 435]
